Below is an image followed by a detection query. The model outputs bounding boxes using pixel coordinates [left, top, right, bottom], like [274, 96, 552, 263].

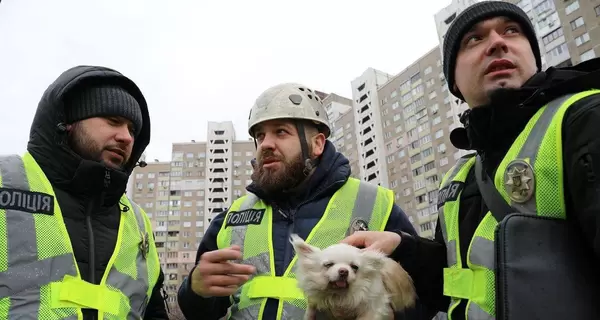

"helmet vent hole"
[308, 94, 313, 99]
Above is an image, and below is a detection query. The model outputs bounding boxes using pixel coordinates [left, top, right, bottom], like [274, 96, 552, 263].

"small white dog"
[290, 234, 416, 320]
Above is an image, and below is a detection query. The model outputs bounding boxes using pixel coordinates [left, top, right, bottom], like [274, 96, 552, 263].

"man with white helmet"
[178, 83, 421, 319]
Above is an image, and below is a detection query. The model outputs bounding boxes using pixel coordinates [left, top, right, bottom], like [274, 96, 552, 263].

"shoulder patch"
[437, 181, 465, 209]
[225, 209, 265, 227]
[0, 188, 54, 215]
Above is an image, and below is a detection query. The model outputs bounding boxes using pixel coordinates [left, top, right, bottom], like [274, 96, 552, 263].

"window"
[575, 33, 590, 46]
[570, 17, 584, 30]
[412, 167, 423, 177]
[410, 154, 421, 164]
[440, 157, 449, 166]
[410, 72, 421, 83]
[565, 1, 579, 15]
[548, 43, 568, 58]
[424, 161, 435, 171]
[422, 147, 433, 158]
[580, 49, 596, 62]
[542, 28, 563, 45]
[400, 80, 411, 92]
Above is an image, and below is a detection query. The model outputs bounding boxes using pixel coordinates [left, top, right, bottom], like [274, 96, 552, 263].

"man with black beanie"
[342, 1, 600, 319]
[0, 65, 167, 319]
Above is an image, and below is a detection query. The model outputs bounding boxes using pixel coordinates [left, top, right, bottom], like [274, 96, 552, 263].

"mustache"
[105, 146, 127, 158]
[258, 150, 283, 162]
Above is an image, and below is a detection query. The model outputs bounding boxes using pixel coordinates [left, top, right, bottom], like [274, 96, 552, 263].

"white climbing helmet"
[248, 83, 331, 138]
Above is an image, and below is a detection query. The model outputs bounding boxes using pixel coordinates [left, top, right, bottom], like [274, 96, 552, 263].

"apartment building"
[376, 47, 461, 238]
[510, 0, 600, 66]
[324, 93, 361, 179]
[130, 121, 255, 305]
[434, 0, 478, 146]
[350, 68, 395, 186]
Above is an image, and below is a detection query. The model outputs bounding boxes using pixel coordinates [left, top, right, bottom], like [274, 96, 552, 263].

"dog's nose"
[338, 268, 348, 278]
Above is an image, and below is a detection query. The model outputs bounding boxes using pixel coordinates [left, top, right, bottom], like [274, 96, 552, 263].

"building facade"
[510, 0, 600, 67]
[324, 93, 361, 179]
[130, 121, 255, 306]
[375, 47, 463, 238]
[350, 68, 394, 186]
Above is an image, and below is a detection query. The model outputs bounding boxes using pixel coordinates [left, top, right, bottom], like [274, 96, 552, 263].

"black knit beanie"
[63, 84, 143, 137]
[443, 1, 542, 100]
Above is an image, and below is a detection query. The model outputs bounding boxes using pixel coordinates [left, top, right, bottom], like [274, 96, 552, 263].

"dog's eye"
[350, 264, 359, 271]
[323, 262, 334, 268]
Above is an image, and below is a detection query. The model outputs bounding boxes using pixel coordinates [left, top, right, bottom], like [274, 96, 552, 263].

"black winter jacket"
[178, 141, 431, 319]
[27, 65, 167, 319]
[391, 58, 600, 320]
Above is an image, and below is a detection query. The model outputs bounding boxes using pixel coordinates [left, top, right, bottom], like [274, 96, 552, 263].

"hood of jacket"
[246, 140, 351, 207]
[450, 58, 600, 157]
[27, 65, 151, 206]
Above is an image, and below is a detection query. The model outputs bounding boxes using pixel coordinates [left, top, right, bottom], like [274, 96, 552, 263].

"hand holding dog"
[340, 231, 402, 255]
[191, 245, 256, 297]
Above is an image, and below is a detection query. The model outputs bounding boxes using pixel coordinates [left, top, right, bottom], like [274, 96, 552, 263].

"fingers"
[202, 247, 243, 263]
[203, 274, 250, 287]
[204, 285, 240, 297]
[339, 231, 368, 246]
[199, 260, 256, 276]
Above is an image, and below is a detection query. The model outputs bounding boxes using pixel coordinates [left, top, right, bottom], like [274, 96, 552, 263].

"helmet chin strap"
[294, 120, 316, 176]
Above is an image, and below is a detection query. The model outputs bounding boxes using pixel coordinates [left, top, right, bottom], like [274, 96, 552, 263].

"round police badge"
[349, 218, 369, 235]
[504, 159, 535, 203]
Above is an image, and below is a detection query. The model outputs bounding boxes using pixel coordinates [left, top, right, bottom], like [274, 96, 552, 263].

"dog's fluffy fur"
[290, 234, 416, 320]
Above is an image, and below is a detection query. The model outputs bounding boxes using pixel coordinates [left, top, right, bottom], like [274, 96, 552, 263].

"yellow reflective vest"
[216, 177, 395, 320]
[0, 152, 161, 319]
[437, 90, 600, 320]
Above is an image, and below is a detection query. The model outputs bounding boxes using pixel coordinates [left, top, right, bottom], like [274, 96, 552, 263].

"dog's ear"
[290, 234, 318, 257]
[360, 249, 386, 271]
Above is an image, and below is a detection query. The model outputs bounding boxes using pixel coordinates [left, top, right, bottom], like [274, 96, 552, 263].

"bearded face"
[67, 117, 134, 170]
[251, 147, 309, 194]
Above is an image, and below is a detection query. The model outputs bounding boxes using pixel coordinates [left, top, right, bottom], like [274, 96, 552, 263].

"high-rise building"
[324, 93, 361, 179]
[434, 0, 478, 158]
[130, 121, 255, 306]
[350, 68, 395, 186]
[375, 47, 461, 238]
[509, 0, 600, 66]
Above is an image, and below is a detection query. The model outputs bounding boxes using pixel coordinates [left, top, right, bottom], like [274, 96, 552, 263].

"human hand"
[191, 245, 256, 297]
[340, 231, 401, 255]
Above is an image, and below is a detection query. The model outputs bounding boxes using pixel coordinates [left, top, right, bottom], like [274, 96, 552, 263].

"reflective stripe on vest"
[438, 90, 600, 320]
[0, 153, 161, 319]
[215, 177, 394, 320]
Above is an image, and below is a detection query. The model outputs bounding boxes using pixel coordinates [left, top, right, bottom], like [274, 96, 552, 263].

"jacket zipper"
[85, 169, 110, 320]
[581, 154, 596, 182]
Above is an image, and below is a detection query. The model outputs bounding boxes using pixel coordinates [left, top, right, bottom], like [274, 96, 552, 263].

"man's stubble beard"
[68, 122, 127, 170]
[251, 150, 308, 194]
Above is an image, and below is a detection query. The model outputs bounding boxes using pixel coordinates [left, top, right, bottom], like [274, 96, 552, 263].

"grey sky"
[0, 0, 450, 161]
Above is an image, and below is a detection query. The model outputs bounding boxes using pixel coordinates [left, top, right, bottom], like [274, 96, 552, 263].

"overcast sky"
[0, 0, 450, 161]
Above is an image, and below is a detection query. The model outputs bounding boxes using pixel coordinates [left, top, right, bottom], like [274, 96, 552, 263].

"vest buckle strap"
[246, 276, 305, 300]
[442, 268, 487, 301]
[50, 275, 120, 315]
